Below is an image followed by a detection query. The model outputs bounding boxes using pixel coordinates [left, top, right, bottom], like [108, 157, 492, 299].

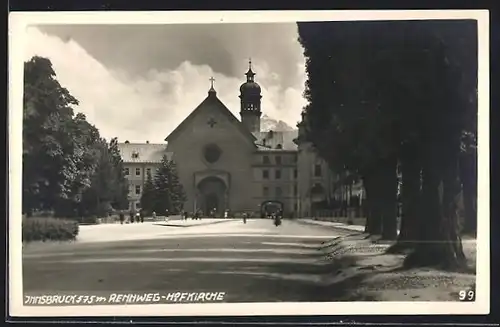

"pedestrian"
[152, 211, 156, 220]
[119, 212, 125, 225]
[140, 210, 144, 223]
[130, 210, 135, 223]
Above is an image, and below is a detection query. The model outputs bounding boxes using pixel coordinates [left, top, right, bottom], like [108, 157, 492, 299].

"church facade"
[118, 62, 337, 218]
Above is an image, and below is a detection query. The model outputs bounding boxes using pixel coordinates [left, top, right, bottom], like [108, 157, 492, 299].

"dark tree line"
[23, 56, 129, 218]
[140, 155, 187, 216]
[297, 20, 477, 269]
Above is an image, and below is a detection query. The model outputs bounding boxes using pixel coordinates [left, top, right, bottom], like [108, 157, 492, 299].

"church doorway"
[196, 176, 227, 217]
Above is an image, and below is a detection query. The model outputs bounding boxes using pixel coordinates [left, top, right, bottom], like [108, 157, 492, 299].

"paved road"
[22, 219, 359, 303]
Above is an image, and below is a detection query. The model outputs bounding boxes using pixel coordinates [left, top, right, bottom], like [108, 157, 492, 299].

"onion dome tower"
[239, 59, 262, 133]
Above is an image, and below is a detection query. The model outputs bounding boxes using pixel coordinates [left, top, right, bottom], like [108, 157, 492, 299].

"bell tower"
[239, 59, 262, 133]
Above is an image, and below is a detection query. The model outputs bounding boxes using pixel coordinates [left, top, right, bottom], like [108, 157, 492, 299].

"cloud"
[24, 26, 307, 143]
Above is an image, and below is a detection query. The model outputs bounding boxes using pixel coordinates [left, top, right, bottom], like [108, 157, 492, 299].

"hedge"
[22, 217, 79, 243]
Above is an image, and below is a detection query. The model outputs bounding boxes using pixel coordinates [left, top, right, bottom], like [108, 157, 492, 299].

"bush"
[22, 217, 79, 243]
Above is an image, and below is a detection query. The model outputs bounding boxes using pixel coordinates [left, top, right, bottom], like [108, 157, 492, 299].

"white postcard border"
[8, 9, 490, 317]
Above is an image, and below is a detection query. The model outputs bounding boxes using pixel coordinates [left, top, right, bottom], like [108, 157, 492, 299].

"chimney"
[146, 141, 149, 144]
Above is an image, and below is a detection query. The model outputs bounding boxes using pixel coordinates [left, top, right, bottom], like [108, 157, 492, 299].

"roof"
[118, 142, 172, 163]
[253, 130, 299, 152]
[164, 90, 257, 145]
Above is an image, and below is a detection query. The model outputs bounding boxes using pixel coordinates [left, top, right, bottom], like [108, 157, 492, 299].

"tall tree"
[152, 156, 187, 215]
[108, 137, 129, 212]
[153, 155, 172, 215]
[297, 20, 477, 269]
[23, 56, 79, 216]
[140, 169, 155, 215]
[23, 56, 132, 219]
[166, 160, 187, 214]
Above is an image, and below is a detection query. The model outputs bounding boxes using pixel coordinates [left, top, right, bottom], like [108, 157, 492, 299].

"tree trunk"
[368, 173, 383, 235]
[362, 176, 372, 233]
[460, 152, 477, 236]
[380, 157, 399, 240]
[388, 144, 421, 253]
[404, 145, 467, 270]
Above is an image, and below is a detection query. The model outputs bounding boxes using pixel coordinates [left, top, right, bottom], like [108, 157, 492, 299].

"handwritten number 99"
[459, 290, 475, 301]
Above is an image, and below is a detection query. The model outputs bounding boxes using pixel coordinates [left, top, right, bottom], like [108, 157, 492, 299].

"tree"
[108, 137, 129, 212]
[140, 169, 155, 215]
[166, 160, 187, 214]
[297, 20, 477, 269]
[152, 155, 187, 215]
[23, 56, 80, 216]
[23, 56, 133, 219]
[152, 155, 172, 215]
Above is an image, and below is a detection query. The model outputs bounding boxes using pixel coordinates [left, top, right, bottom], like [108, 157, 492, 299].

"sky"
[24, 23, 308, 143]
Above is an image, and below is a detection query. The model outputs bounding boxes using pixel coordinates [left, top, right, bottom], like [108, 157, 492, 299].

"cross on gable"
[209, 76, 215, 88]
[207, 117, 217, 128]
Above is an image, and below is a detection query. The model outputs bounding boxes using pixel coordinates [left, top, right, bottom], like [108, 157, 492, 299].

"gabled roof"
[253, 130, 299, 152]
[118, 142, 172, 163]
[164, 91, 257, 145]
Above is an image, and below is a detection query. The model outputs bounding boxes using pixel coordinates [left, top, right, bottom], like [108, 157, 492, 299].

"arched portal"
[196, 176, 227, 216]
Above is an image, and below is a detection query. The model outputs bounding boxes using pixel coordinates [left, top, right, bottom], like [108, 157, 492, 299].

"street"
[22, 219, 357, 303]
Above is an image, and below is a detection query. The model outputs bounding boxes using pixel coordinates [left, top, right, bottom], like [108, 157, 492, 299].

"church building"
[118, 61, 337, 218]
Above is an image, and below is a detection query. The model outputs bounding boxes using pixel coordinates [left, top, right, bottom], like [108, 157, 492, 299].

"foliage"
[297, 20, 478, 268]
[152, 155, 187, 215]
[22, 216, 79, 242]
[23, 56, 129, 219]
[167, 160, 187, 213]
[140, 169, 155, 215]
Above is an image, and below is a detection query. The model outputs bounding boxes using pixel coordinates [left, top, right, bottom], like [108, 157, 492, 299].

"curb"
[153, 219, 238, 228]
[296, 219, 365, 233]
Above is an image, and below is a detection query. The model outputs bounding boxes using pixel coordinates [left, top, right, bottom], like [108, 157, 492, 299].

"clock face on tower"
[203, 143, 222, 164]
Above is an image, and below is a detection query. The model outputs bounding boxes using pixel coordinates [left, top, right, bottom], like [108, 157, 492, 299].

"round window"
[203, 144, 222, 164]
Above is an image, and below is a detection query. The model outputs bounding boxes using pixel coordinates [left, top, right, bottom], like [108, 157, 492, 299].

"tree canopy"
[297, 20, 478, 269]
[23, 56, 129, 218]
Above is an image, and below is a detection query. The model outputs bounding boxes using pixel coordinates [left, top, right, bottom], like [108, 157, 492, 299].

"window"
[275, 187, 282, 197]
[293, 154, 298, 163]
[294, 203, 298, 212]
[275, 169, 281, 179]
[293, 169, 298, 179]
[204, 143, 222, 163]
[132, 151, 139, 159]
[135, 185, 141, 195]
[314, 164, 322, 177]
[263, 186, 269, 197]
[294, 184, 298, 196]
[146, 168, 151, 176]
[262, 169, 269, 179]
[276, 156, 282, 165]
[263, 155, 270, 164]
[136, 168, 141, 176]
[276, 144, 283, 149]
[124, 168, 129, 176]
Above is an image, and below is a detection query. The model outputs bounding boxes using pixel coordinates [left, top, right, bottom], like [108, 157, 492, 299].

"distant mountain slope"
[260, 114, 295, 132]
